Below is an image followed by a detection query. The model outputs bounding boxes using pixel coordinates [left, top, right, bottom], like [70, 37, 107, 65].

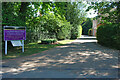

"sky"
[87, 9, 98, 18]
[34, 1, 98, 18]
[84, 1, 98, 18]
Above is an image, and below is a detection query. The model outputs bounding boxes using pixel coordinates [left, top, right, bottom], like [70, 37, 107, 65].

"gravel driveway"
[2, 35, 119, 78]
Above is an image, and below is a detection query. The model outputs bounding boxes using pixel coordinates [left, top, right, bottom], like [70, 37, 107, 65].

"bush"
[57, 20, 71, 40]
[41, 39, 57, 44]
[2, 13, 72, 46]
[88, 28, 93, 36]
[26, 13, 72, 42]
[78, 25, 82, 38]
[71, 24, 82, 39]
[97, 23, 120, 50]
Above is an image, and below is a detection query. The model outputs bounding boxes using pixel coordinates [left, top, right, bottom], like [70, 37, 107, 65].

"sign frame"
[4, 26, 26, 55]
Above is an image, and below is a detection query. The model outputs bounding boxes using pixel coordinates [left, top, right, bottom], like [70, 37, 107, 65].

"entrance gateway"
[4, 26, 26, 55]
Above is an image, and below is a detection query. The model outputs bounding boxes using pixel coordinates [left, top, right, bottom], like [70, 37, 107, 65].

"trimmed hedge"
[96, 23, 120, 50]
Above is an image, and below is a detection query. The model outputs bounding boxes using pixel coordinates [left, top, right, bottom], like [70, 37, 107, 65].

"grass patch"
[57, 40, 74, 44]
[2, 39, 74, 59]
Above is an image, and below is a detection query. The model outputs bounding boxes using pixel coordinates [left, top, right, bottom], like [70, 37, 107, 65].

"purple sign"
[4, 30, 26, 41]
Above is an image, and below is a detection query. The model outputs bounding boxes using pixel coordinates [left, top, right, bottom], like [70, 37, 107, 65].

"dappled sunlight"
[25, 46, 47, 49]
[82, 69, 97, 75]
[72, 40, 97, 43]
[0, 71, 3, 75]
[75, 69, 110, 78]
[32, 55, 48, 60]
[2, 38, 119, 78]
[3, 59, 51, 75]
[57, 40, 74, 44]
[64, 61, 76, 64]
[45, 59, 57, 63]
[3, 43, 119, 76]
[4, 67, 37, 75]
[93, 51, 114, 61]
[57, 45, 72, 48]
[60, 52, 91, 64]
[111, 65, 119, 68]
[5, 55, 17, 58]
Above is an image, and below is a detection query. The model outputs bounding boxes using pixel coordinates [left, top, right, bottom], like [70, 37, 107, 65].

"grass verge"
[2, 39, 74, 59]
[57, 40, 74, 44]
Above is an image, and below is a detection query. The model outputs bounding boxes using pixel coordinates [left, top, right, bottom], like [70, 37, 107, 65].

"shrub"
[97, 23, 120, 50]
[41, 39, 57, 44]
[26, 13, 72, 42]
[88, 28, 93, 36]
[71, 24, 82, 39]
[78, 25, 82, 38]
[57, 20, 71, 40]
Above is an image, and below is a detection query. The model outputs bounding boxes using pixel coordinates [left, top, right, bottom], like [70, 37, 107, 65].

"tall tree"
[19, 2, 30, 22]
[65, 2, 87, 38]
[86, 1, 120, 23]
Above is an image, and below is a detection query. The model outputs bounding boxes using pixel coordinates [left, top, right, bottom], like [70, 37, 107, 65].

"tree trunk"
[117, 1, 120, 23]
[19, 2, 29, 22]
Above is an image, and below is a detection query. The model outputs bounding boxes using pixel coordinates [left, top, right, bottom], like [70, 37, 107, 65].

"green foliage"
[53, 2, 68, 17]
[71, 24, 82, 39]
[97, 23, 120, 50]
[88, 28, 93, 36]
[2, 2, 87, 45]
[66, 2, 87, 25]
[25, 13, 57, 43]
[65, 2, 86, 39]
[3, 42, 63, 59]
[82, 18, 92, 35]
[87, 2, 120, 23]
[2, 2, 26, 26]
[26, 13, 71, 42]
[87, 2, 120, 49]
[57, 19, 71, 40]
[78, 25, 82, 38]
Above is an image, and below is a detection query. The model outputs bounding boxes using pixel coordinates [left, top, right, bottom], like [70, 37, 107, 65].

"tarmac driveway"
[2, 35, 119, 78]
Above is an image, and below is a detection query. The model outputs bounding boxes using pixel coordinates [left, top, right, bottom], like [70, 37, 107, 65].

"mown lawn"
[2, 40, 74, 59]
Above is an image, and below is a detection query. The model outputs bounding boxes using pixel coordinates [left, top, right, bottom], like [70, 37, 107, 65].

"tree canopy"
[86, 1, 120, 23]
[2, 2, 87, 43]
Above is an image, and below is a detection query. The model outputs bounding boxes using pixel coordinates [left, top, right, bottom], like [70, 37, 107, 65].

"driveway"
[2, 35, 119, 78]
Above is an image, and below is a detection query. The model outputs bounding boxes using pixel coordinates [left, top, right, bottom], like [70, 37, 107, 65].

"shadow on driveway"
[2, 37, 119, 78]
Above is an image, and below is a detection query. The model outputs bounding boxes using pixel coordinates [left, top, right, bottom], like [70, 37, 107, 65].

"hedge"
[96, 23, 120, 50]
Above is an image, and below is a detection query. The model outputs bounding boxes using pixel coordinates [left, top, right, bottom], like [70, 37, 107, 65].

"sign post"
[4, 26, 26, 55]
[22, 40, 24, 52]
[5, 40, 7, 55]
